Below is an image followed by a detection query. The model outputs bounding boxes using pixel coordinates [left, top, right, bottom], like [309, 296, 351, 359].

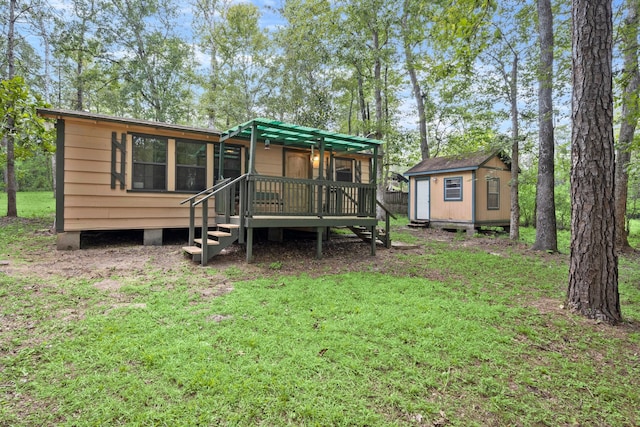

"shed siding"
[429, 171, 474, 221]
[406, 154, 511, 226]
[474, 166, 511, 223]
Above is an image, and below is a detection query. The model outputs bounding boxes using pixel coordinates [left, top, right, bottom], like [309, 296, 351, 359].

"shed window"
[176, 140, 207, 192]
[444, 177, 462, 201]
[487, 177, 500, 210]
[132, 135, 167, 190]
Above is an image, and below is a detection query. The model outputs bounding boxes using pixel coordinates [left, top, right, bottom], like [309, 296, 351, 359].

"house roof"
[37, 108, 223, 137]
[220, 118, 383, 154]
[404, 151, 510, 176]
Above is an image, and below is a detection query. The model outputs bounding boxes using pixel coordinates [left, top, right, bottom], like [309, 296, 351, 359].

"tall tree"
[568, 0, 620, 324]
[52, 0, 102, 111]
[101, 0, 197, 123]
[400, 0, 494, 161]
[3, 0, 17, 217]
[267, 0, 337, 128]
[531, 0, 557, 251]
[196, 1, 271, 128]
[482, 1, 536, 241]
[614, 0, 639, 252]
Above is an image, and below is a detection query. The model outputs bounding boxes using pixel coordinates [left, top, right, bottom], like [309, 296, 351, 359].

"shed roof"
[404, 151, 510, 176]
[220, 118, 383, 153]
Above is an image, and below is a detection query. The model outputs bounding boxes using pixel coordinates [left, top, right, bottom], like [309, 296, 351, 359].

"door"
[416, 178, 430, 220]
[285, 151, 311, 213]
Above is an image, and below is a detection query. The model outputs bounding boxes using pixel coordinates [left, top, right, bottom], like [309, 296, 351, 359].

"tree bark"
[5, 0, 18, 217]
[509, 54, 520, 241]
[401, 8, 429, 160]
[568, 0, 620, 324]
[532, 0, 557, 252]
[614, 0, 639, 252]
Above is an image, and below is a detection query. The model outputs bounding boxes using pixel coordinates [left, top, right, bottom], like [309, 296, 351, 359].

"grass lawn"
[1, 193, 639, 426]
[0, 191, 55, 218]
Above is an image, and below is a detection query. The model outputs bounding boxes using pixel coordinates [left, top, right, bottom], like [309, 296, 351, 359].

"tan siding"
[256, 145, 284, 176]
[475, 167, 511, 223]
[483, 156, 508, 170]
[60, 117, 219, 233]
[64, 159, 111, 174]
[430, 171, 473, 221]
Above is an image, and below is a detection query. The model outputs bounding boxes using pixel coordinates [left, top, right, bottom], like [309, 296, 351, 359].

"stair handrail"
[190, 174, 247, 208]
[340, 187, 395, 248]
[376, 199, 396, 249]
[183, 174, 248, 249]
[179, 177, 233, 206]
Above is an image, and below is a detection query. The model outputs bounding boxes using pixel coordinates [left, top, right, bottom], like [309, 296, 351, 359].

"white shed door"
[416, 179, 430, 220]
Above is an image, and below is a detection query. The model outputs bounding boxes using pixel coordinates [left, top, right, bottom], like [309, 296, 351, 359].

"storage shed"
[404, 151, 513, 233]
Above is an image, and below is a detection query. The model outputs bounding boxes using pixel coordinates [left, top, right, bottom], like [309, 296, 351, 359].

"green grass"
[1, 194, 640, 426]
[0, 191, 55, 217]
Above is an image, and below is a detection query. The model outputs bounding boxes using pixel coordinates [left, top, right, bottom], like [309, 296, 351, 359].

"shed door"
[416, 179, 430, 220]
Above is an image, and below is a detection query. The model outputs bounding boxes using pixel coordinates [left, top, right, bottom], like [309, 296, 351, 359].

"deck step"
[182, 246, 202, 255]
[208, 230, 232, 238]
[194, 238, 220, 246]
[217, 223, 240, 229]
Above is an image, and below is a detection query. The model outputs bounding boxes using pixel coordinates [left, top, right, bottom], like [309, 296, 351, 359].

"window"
[487, 177, 500, 210]
[176, 140, 207, 192]
[444, 177, 462, 201]
[132, 135, 167, 190]
[335, 158, 353, 182]
[214, 144, 242, 179]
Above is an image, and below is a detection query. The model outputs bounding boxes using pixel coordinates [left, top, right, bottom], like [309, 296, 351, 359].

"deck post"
[317, 138, 325, 216]
[370, 225, 376, 256]
[201, 199, 208, 266]
[188, 199, 195, 246]
[248, 122, 258, 174]
[316, 227, 323, 259]
[246, 227, 253, 263]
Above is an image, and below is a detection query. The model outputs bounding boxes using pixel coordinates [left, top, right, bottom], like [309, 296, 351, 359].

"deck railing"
[180, 174, 392, 260]
[245, 175, 376, 217]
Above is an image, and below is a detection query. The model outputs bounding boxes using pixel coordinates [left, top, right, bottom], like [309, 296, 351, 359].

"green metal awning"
[220, 118, 383, 153]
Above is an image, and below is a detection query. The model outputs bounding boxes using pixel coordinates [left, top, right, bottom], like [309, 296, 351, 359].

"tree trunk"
[614, 0, 639, 252]
[373, 30, 385, 220]
[401, 9, 429, 160]
[568, 0, 620, 324]
[5, 0, 17, 217]
[509, 54, 520, 241]
[532, 0, 557, 252]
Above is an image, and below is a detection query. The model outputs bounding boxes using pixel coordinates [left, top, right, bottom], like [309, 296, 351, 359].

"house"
[404, 151, 513, 234]
[37, 109, 391, 263]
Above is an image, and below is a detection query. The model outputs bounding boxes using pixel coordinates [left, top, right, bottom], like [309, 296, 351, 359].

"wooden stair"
[348, 225, 389, 247]
[408, 220, 430, 228]
[183, 224, 240, 264]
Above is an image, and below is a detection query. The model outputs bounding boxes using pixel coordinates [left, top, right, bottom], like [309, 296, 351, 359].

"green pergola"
[219, 118, 383, 181]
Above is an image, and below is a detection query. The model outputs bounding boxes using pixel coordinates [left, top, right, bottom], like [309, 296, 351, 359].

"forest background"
[1, 0, 638, 231]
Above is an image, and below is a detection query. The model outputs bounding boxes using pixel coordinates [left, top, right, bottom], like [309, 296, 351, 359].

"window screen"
[132, 135, 167, 190]
[444, 177, 462, 201]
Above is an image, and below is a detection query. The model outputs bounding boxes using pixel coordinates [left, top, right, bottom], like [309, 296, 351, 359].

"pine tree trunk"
[532, 0, 557, 252]
[568, 0, 621, 324]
